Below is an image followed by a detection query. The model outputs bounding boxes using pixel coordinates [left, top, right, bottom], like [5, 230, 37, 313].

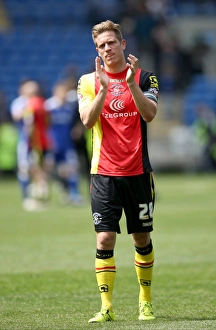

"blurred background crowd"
[0, 0, 216, 188]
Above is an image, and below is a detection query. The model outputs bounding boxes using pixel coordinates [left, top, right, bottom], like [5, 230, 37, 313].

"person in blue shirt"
[45, 80, 84, 205]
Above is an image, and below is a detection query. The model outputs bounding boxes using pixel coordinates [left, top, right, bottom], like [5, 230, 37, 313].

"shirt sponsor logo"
[140, 279, 151, 286]
[102, 111, 137, 119]
[99, 284, 109, 293]
[149, 76, 159, 89]
[142, 221, 153, 227]
[109, 79, 124, 83]
[110, 98, 125, 112]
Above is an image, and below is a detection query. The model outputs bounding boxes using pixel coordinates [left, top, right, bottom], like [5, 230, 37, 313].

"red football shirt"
[78, 67, 159, 176]
[27, 96, 50, 151]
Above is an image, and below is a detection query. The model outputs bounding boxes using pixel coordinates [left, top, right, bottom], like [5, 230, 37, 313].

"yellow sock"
[134, 246, 154, 303]
[95, 255, 116, 311]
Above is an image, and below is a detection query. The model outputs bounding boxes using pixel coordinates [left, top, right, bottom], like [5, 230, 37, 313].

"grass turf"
[0, 173, 215, 329]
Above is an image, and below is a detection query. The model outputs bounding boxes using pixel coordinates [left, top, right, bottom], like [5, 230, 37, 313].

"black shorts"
[91, 173, 155, 234]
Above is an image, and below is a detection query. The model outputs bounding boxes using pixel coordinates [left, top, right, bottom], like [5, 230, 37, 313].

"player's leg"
[28, 150, 50, 204]
[123, 173, 156, 320]
[65, 149, 84, 205]
[17, 140, 43, 211]
[132, 232, 155, 320]
[88, 231, 116, 323]
[17, 138, 31, 201]
[88, 175, 121, 323]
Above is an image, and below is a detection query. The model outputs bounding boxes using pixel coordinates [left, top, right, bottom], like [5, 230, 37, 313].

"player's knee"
[132, 232, 150, 247]
[96, 232, 116, 250]
[17, 167, 29, 180]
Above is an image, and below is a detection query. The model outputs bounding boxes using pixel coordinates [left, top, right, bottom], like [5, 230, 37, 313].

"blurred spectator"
[10, 80, 50, 211]
[187, 34, 210, 77]
[87, 0, 123, 25]
[151, 18, 197, 92]
[24, 81, 51, 205]
[131, 1, 158, 53]
[65, 76, 91, 182]
[119, 16, 139, 55]
[193, 104, 216, 171]
[151, 19, 188, 117]
[44, 80, 85, 205]
[145, 0, 177, 19]
[10, 80, 33, 209]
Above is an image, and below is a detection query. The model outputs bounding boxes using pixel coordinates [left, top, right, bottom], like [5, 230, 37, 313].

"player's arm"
[10, 103, 26, 122]
[78, 57, 109, 129]
[79, 85, 107, 129]
[126, 54, 158, 122]
[11, 110, 22, 121]
[128, 81, 157, 122]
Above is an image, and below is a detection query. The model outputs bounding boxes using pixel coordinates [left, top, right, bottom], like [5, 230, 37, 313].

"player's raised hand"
[95, 56, 109, 88]
[126, 54, 138, 84]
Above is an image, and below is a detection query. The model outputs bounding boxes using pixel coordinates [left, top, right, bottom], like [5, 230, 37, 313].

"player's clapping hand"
[95, 56, 109, 88]
[126, 54, 138, 84]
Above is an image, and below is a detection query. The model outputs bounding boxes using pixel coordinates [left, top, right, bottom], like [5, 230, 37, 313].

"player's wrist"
[127, 80, 136, 88]
[99, 85, 108, 93]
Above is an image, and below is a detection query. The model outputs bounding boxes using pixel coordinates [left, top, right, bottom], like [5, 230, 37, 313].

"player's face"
[96, 31, 126, 68]
[54, 85, 68, 102]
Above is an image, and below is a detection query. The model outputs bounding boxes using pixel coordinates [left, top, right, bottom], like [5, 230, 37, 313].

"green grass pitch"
[0, 173, 215, 329]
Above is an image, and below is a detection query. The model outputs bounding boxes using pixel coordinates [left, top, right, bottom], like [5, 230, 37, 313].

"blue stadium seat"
[0, 0, 97, 104]
[183, 74, 216, 125]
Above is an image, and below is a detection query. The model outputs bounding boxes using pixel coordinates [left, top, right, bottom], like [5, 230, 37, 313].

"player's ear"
[122, 39, 126, 50]
[96, 50, 101, 58]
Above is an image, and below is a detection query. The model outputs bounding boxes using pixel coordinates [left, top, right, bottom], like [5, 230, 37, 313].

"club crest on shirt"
[110, 83, 124, 96]
[77, 93, 83, 101]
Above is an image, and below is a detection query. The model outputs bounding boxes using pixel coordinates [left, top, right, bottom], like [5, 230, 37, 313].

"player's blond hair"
[92, 20, 123, 46]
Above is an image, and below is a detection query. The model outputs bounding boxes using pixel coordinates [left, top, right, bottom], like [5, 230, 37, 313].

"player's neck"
[104, 60, 127, 74]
